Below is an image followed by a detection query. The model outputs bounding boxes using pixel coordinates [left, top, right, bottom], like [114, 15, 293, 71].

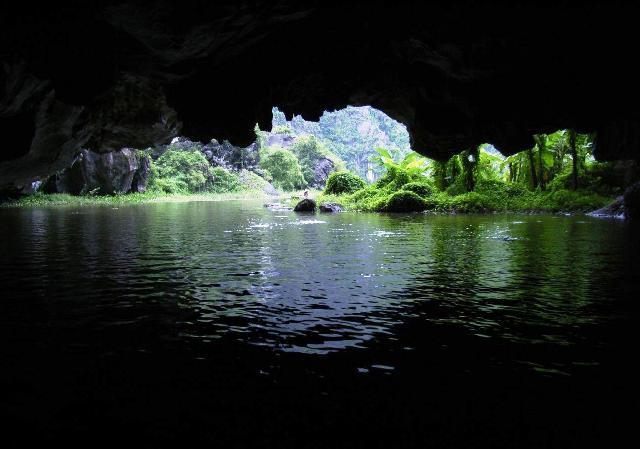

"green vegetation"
[402, 182, 435, 198]
[259, 147, 306, 191]
[271, 106, 411, 179]
[290, 135, 345, 185]
[6, 111, 626, 214]
[147, 148, 274, 195]
[318, 135, 617, 214]
[150, 149, 213, 194]
[0, 191, 275, 208]
[385, 191, 428, 212]
[324, 171, 367, 194]
[209, 167, 241, 193]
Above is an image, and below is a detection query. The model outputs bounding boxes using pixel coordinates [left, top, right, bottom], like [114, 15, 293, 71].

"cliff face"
[2, 1, 639, 192]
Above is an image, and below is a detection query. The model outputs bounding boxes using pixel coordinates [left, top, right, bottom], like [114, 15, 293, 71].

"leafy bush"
[449, 192, 495, 213]
[474, 179, 527, 198]
[346, 186, 390, 211]
[324, 171, 366, 194]
[401, 181, 435, 198]
[384, 190, 428, 212]
[210, 167, 241, 193]
[259, 147, 306, 191]
[150, 149, 213, 193]
[539, 189, 610, 212]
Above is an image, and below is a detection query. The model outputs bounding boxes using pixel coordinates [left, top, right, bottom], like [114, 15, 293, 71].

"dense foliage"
[259, 147, 306, 191]
[324, 171, 367, 194]
[290, 135, 344, 185]
[150, 149, 213, 194]
[147, 147, 269, 195]
[318, 132, 618, 213]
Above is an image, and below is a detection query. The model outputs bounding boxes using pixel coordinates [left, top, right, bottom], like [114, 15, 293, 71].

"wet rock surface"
[293, 198, 317, 212]
[589, 196, 625, 219]
[319, 202, 342, 213]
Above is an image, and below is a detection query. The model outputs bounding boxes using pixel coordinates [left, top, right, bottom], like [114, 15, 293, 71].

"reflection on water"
[1, 201, 636, 362]
[0, 200, 637, 446]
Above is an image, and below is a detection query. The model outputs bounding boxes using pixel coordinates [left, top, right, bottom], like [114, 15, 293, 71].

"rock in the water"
[43, 148, 141, 194]
[589, 196, 625, 219]
[293, 198, 317, 212]
[624, 181, 640, 219]
[319, 202, 342, 213]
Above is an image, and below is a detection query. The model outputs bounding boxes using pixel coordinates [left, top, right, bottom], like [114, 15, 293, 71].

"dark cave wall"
[2, 1, 639, 191]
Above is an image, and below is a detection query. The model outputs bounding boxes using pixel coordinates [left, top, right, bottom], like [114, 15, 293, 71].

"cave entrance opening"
[260, 105, 412, 183]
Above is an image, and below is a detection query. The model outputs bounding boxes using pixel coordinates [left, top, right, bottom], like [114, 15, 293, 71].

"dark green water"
[1, 200, 637, 447]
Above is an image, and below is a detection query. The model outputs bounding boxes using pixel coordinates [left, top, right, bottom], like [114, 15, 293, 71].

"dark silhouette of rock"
[589, 196, 625, 219]
[43, 148, 142, 194]
[131, 153, 152, 193]
[311, 157, 336, 189]
[293, 198, 317, 212]
[623, 182, 640, 219]
[588, 181, 640, 219]
[319, 202, 342, 213]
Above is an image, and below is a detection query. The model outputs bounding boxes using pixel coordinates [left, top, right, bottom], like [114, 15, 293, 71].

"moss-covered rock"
[384, 190, 427, 212]
[401, 181, 435, 198]
[324, 171, 366, 194]
[294, 198, 317, 212]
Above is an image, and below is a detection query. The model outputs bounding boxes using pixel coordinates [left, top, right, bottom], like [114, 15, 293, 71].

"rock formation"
[2, 2, 640, 192]
[294, 198, 317, 212]
[42, 148, 148, 195]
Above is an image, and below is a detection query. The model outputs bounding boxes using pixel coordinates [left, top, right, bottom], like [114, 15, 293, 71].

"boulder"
[589, 196, 625, 219]
[624, 181, 640, 219]
[319, 202, 343, 213]
[293, 198, 317, 212]
[311, 157, 336, 189]
[43, 148, 141, 194]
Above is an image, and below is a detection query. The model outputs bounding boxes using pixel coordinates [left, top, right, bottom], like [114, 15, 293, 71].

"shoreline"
[0, 190, 618, 217]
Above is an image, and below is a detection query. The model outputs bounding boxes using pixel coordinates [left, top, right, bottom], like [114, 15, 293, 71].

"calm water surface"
[1, 200, 638, 447]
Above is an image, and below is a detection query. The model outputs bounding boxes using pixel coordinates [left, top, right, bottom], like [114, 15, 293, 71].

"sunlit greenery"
[0, 191, 273, 208]
[324, 171, 367, 195]
[290, 135, 345, 185]
[318, 133, 616, 213]
[271, 106, 411, 179]
[150, 149, 213, 194]
[259, 146, 306, 191]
